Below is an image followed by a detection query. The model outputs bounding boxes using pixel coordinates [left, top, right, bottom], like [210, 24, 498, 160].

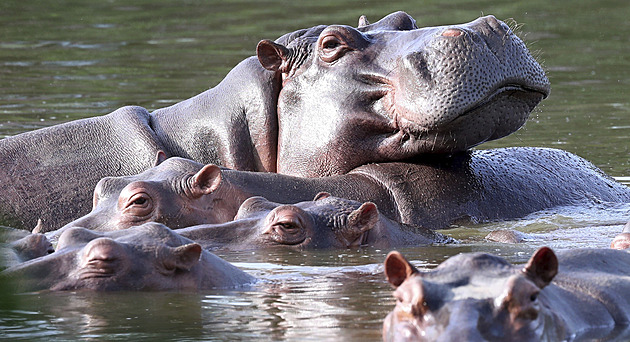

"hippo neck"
[150, 57, 281, 172]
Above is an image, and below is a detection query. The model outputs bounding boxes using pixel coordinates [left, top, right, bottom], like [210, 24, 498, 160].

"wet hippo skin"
[0, 12, 551, 231]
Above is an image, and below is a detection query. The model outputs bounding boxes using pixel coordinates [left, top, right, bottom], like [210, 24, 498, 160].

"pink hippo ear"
[190, 164, 222, 198]
[163, 243, 202, 272]
[154, 150, 168, 166]
[257, 40, 290, 72]
[384, 251, 419, 288]
[522, 247, 558, 288]
[348, 202, 379, 230]
[358, 15, 370, 28]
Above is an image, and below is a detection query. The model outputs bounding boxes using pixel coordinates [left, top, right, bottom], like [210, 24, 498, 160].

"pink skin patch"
[442, 28, 463, 37]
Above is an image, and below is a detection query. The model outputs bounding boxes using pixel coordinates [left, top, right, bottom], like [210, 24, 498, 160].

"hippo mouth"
[388, 83, 548, 153]
[456, 83, 549, 121]
[79, 261, 118, 279]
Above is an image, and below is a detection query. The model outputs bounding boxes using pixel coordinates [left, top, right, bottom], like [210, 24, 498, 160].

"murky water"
[1, 0, 630, 340]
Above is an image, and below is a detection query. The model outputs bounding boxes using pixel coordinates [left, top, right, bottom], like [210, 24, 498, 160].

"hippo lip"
[460, 83, 549, 117]
[395, 83, 548, 137]
[80, 261, 117, 279]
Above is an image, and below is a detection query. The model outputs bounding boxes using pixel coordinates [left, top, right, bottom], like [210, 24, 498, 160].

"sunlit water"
[1, 0, 630, 340]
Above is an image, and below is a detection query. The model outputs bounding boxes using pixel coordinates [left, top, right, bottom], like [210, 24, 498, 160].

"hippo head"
[53, 156, 233, 233]
[382, 247, 560, 341]
[3, 223, 253, 292]
[257, 11, 550, 176]
[231, 193, 381, 249]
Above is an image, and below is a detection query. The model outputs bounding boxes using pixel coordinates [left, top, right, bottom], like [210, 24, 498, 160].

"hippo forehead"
[95, 157, 202, 195]
[60, 223, 193, 248]
[276, 11, 417, 46]
[296, 196, 364, 230]
[418, 253, 518, 299]
[108, 223, 194, 247]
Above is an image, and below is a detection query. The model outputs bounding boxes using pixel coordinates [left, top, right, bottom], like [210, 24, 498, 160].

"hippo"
[175, 193, 452, 250]
[42, 146, 630, 239]
[33, 143, 630, 245]
[382, 247, 630, 341]
[0, 11, 550, 232]
[1, 223, 255, 292]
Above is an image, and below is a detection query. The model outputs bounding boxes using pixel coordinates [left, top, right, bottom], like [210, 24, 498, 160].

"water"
[1, 0, 630, 340]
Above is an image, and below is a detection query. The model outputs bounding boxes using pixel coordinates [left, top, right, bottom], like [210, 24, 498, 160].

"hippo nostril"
[83, 238, 123, 264]
[442, 28, 463, 37]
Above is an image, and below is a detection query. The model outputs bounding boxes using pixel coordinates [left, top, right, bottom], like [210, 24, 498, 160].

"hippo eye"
[121, 192, 154, 220]
[319, 34, 348, 63]
[264, 207, 309, 245]
[127, 193, 150, 208]
[322, 36, 341, 50]
[132, 197, 146, 205]
[530, 292, 539, 302]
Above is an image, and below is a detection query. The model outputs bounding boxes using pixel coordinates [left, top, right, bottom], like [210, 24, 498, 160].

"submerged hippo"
[0, 11, 550, 231]
[1, 223, 254, 292]
[176, 193, 451, 250]
[383, 247, 630, 341]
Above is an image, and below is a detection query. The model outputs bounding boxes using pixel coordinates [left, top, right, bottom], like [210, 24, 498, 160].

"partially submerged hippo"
[42, 145, 630, 241]
[0, 11, 550, 231]
[46, 146, 630, 239]
[176, 193, 451, 250]
[383, 247, 630, 341]
[2, 223, 254, 292]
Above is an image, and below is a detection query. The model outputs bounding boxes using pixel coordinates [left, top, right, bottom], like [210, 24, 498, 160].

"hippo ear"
[154, 150, 168, 166]
[31, 218, 44, 234]
[257, 39, 290, 72]
[313, 192, 331, 201]
[358, 15, 370, 28]
[522, 247, 558, 288]
[163, 243, 202, 272]
[385, 251, 419, 288]
[190, 165, 222, 198]
[348, 202, 379, 231]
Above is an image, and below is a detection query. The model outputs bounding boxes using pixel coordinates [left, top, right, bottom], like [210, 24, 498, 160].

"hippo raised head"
[382, 248, 630, 341]
[258, 11, 550, 176]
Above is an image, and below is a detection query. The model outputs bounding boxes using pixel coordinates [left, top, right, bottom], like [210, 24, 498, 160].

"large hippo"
[175, 194, 451, 250]
[0, 11, 550, 231]
[382, 247, 630, 341]
[2, 223, 255, 292]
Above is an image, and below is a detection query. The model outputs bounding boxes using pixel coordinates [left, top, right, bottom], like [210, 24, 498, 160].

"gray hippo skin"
[1, 223, 254, 292]
[383, 247, 630, 341]
[42, 145, 630, 242]
[176, 193, 451, 250]
[0, 11, 550, 231]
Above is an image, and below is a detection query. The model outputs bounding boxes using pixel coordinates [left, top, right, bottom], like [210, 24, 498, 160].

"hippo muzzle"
[387, 15, 550, 153]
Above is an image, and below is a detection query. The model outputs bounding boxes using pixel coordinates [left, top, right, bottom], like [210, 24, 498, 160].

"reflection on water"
[2, 0, 630, 340]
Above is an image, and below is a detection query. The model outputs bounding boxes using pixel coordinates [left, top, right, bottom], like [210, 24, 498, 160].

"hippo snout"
[80, 238, 126, 278]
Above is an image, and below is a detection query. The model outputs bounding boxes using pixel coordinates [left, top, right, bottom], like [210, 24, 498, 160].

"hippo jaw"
[258, 12, 550, 176]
